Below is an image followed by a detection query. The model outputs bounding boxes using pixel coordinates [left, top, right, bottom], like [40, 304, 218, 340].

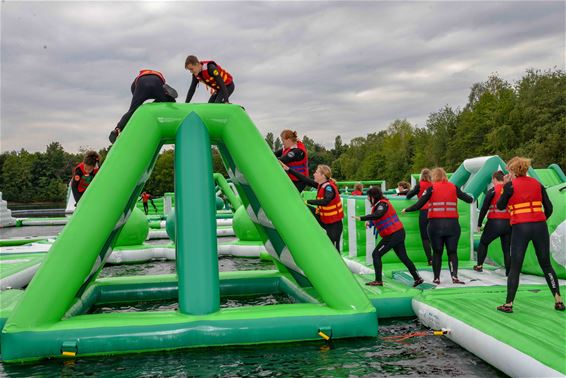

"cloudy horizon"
[1, 1, 564, 153]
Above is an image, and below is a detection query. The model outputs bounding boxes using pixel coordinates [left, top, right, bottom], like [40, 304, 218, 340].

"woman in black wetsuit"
[281, 163, 343, 251]
[495, 157, 564, 313]
[353, 187, 423, 287]
[406, 168, 433, 265]
[403, 168, 474, 285]
[474, 171, 511, 275]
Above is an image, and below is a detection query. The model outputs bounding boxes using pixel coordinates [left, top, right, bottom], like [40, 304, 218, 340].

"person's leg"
[151, 199, 158, 212]
[391, 230, 421, 282]
[208, 93, 219, 103]
[214, 83, 235, 103]
[428, 220, 444, 282]
[446, 221, 461, 281]
[143, 202, 149, 215]
[419, 210, 432, 263]
[371, 237, 393, 283]
[476, 220, 500, 269]
[500, 223, 512, 276]
[505, 223, 531, 304]
[324, 221, 342, 252]
[112, 76, 154, 142]
[530, 222, 562, 301]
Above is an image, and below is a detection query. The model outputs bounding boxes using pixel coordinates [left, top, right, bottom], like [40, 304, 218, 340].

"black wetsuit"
[476, 187, 511, 274]
[185, 63, 234, 104]
[405, 185, 473, 280]
[287, 167, 342, 251]
[360, 202, 419, 282]
[496, 181, 560, 303]
[275, 147, 307, 192]
[71, 166, 96, 205]
[117, 74, 176, 131]
[406, 183, 433, 263]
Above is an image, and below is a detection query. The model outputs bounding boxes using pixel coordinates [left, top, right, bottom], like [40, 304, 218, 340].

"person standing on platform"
[403, 168, 473, 285]
[474, 171, 511, 275]
[495, 157, 564, 313]
[406, 168, 433, 265]
[275, 130, 309, 192]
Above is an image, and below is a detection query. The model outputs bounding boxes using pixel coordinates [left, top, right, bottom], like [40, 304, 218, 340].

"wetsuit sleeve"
[478, 188, 494, 227]
[497, 182, 514, 210]
[404, 187, 432, 212]
[208, 64, 230, 103]
[71, 168, 81, 203]
[360, 202, 388, 221]
[278, 148, 305, 164]
[185, 76, 198, 103]
[307, 184, 336, 206]
[405, 183, 420, 199]
[541, 184, 553, 218]
[286, 167, 317, 188]
[456, 187, 474, 203]
[274, 149, 283, 158]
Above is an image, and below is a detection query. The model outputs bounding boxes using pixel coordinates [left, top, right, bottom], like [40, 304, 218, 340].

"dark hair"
[367, 186, 384, 205]
[84, 151, 99, 166]
[185, 55, 199, 67]
[280, 129, 298, 142]
[492, 170, 505, 182]
[397, 181, 410, 190]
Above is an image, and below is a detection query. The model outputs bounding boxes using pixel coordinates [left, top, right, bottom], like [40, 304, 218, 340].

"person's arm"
[456, 186, 474, 203]
[360, 201, 388, 221]
[185, 76, 198, 103]
[71, 168, 81, 203]
[496, 182, 513, 210]
[278, 148, 305, 164]
[477, 188, 494, 227]
[307, 183, 336, 206]
[404, 187, 432, 212]
[274, 149, 283, 158]
[405, 183, 420, 199]
[286, 167, 317, 188]
[541, 184, 553, 218]
[208, 64, 230, 103]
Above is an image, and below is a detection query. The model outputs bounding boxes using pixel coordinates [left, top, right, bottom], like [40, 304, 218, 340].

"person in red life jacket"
[353, 187, 424, 287]
[406, 168, 433, 265]
[474, 171, 511, 275]
[351, 183, 363, 196]
[274, 129, 309, 192]
[71, 151, 100, 205]
[282, 163, 343, 251]
[140, 191, 158, 215]
[110, 69, 178, 143]
[402, 167, 473, 285]
[495, 157, 564, 313]
[185, 55, 234, 104]
[396, 181, 411, 196]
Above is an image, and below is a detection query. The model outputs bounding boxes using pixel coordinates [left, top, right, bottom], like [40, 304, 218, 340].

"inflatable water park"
[1, 104, 565, 376]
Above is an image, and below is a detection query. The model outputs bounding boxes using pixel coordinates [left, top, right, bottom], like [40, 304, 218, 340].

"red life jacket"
[74, 163, 98, 193]
[371, 199, 403, 237]
[283, 141, 309, 182]
[316, 181, 344, 224]
[418, 180, 432, 210]
[141, 193, 151, 203]
[135, 69, 165, 84]
[487, 183, 511, 220]
[196, 61, 233, 92]
[507, 176, 546, 225]
[427, 181, 459, 219]
[351, 190, 363, 196]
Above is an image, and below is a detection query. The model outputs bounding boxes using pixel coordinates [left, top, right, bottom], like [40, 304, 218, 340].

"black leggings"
[477, 218, 511, 274]
[209, 82, 235, 103]
[419, 210, 432, 262]
[322, 220, 343, 252]
[506, 221, 561, 303]
[371, 229, 419, 282]
[427, 218, 461, 280]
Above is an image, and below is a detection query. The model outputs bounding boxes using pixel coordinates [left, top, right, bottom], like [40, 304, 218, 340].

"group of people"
[275, 135, 563, 312]
[109, 56, 234, 144]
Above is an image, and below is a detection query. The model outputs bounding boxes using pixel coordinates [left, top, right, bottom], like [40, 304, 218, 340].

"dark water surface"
[0, 226, 505, 377]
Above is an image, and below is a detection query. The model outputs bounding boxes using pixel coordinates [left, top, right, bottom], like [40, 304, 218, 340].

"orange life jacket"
[487, 183, 511, 220]
[316, 181, 344, 224]
[507, 176, 546, 225]
[283, 141, 309, 182]
[196, 61, 233, 92]
[135, 69, 165, 84]
[371, 199, 404, 237]
[418, 180, 432, 210]
[427, 181, 459, 219]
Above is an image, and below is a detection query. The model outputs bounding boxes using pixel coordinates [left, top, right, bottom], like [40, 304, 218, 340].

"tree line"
[1, 68, 563, 203]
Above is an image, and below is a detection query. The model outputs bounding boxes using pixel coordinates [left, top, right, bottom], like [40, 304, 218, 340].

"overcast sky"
[1, 1, 564, 153]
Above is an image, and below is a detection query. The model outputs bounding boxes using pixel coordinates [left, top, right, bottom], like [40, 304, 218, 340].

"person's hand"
[477, 226, 482, 233]
[279, 161, 289, 171]
[351, 216, 361, 221]
[503, 173, 513, 184]
[401, 209, 407, 214]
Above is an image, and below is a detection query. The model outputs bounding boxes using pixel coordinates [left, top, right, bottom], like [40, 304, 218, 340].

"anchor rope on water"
[382, 328, 450, 342]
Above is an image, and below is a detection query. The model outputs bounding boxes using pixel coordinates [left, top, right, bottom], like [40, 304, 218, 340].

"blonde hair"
[280, 129, 298, 142]
[420, 168, 431, 182]
[507, 157, 531, 177]
[317, 164, 333, 181]
[431, 167, 448, 182]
